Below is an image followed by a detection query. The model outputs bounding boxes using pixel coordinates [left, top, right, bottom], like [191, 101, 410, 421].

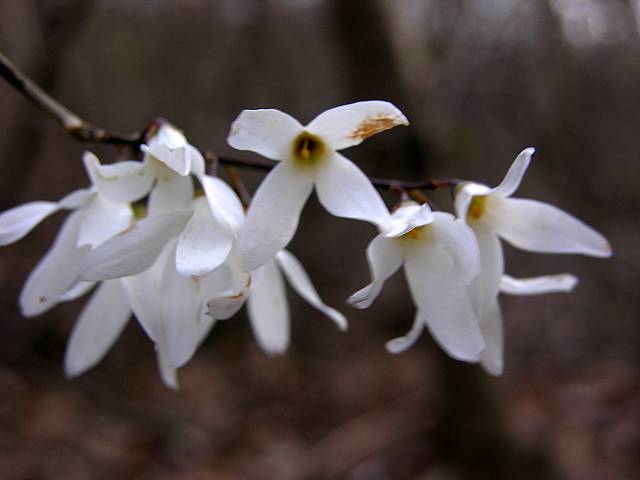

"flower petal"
[77, 195, 133, 248]
[490, 147, 535, 198]
[176, 197, 234, 277]
[81, 209, 191, 281]
[148, 167, 194, 215]
[141, 141, 202, 176]
[19, 210, 91, 317]
[454, 182, 491, 221]
[0, 201, 59, 246]
[247, 259, 289, 355]
[59, 189, 96, 209]
[201, 175, 245, 234]
[315, 153, 391, 229]
[385, 311, 424, 354]
[227, 109, 303, 161]
[348, 234, 402, 309]
[469, 224, 504, 318]
[64, 280, 131, 377]
[492, 197, 612, 257]
[57, 281, 97, 302]
[238, 161, 313, 271]
[275, 250, 347, 330]
[500, 273, 578, 295]
[83, 151, 153, 203]
[479, 301, 503, 376]
[404, 245, 484, 362]
[430, 212, 480, 284]
[306, 101, 409, 150]
[383, 202, 434, 238]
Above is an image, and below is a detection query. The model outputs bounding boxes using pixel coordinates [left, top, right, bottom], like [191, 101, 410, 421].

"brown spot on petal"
[350, 115, 405, 142]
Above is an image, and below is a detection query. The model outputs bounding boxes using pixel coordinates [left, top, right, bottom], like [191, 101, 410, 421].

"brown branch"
[0, 50, 459, 194]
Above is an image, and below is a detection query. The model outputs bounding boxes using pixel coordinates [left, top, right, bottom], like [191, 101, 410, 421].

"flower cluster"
[0, 101, 611, 388]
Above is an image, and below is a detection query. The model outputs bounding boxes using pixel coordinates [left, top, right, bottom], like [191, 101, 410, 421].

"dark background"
[0, 1, 638, 479]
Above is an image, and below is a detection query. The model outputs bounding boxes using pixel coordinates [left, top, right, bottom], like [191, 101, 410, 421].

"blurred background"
[0, 0, 638, 479]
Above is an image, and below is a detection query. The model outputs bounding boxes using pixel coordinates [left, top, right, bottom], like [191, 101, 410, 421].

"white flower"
[454, 147, 611, 374]
[348, 202, 485, 362]
[207, 249, 347, 355]
[227, 101, 411, 271]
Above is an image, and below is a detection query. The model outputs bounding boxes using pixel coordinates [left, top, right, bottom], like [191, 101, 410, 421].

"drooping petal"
[150, 123, 187, 149]
[383, 202, 434, 238]
[81, 209, 191, 281]
[176, 197, 234, 277]
[148, 167, 194, 215]
[348, 234, 403, 309]
[57, 281, 96, 302]
[479, 301, 504, 376]
[76, 195, 133, 248]
[430, 212, 480, 284]
[83, 151, 153, 203]
[206, 285, 249, 320]
[275, 250, 347, 330]
[19, 210, 91, 317]
[0, 201, 59, 246]
[385, 311, 424, 354]
[306, 101, 409, 150]
[238, 161, 313, 271]
[469, 224, 504, 318]
[227, 109, 303, 161]
[59, 188, 96, 210]
[155, 335, 179, 390]
[247, 259, 289, 355]
[315, 153, 391, 229]
[490, 147, 535, 198]
[404, 245, 484, 362]
[201, 175, 245, 234]
[500, 273, 578, 295]
[454, 182, 492, 221]
[205, 249, 252, 320]
[491, 197, 612, 257]
[64, 280, 131, 377]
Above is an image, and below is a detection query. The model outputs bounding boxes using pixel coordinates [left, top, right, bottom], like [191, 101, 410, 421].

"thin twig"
[223, 165, 252, 209]
[0, 50, 459, 193]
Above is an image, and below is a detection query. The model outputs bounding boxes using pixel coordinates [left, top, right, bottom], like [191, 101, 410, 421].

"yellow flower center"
[467, 195, 487, 221]
[292, 131, 326, 168]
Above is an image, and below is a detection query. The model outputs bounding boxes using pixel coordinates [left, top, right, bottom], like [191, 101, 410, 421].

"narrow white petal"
[247, 259, 289, 355]
[500, 273, 578, 295]
[479, 301, 504, 376]
[453, 182, 491, 221]
[404, 245, 484, 362]
[493, 197, 612, 257]
[238, 162, 313, 271]
[83, 151, 153, 203]
[19, 211, 91, 317]
[188, 145, 206, 178]
[150, 124, 187, 149]
[57, 281, 96, 302]
[227, 109, 303, 161]
[64, 280, 131, 377]
[0, 201, 59, 246]
[176, 197, 234, 277]
[469, 224, 504, 318]
[385, 311, 424, 354]
[306, 101, 409, 150]
[275, 250, 347, 330]
[148, 167, 194, 215]
[59, 189, 95, 210]
[81, 209, 191, 281]
[155, 331, 179, 390]
[383, 203, 434, 238]
[77, 196, 133, 248]
[315, 153, 391, 229]
[348, 234, 403, 309]
[491, 147, 535, 198]
[141, 143, 191, 176]
[201, 175, 245, 234]
[431, 212, 480, 284]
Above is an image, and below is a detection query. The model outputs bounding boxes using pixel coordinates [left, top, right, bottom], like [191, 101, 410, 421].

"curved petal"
[404, 245, 484, 362]
[247, 259, 289, 355]
[150, 123, 187, 149]
[479, 301, 503, 376]
[348, 234, 403, 309]
[148, 167, 194, 215]
[205, 249, 251, 320]
[227, 109, 303, 161]
[306, 101, 409, 150]
[83, 151, 153, 203]
[384, 202, 434, 238]
[155, 336, 179, 390]
[490, 147, 535, 198]
[454, 182, 491, 221]
[77, 195, 133, 248]
[315, 153, 391, 229]
[430, 212, 480, 284]
[176, 197, 233, 277]
[206, 285, 249, 320]
[238, 161, 313, 271]
[81, 209, 191, 281]
[57, 281, 96, 302]
[64, 280, 131, 377]
[141, 141, 202, 176]
[469, 224, 504, 318]
[492, 197, 612, 257]
[201, 175, 245, 234]
[0, 201, 59, 246]
[385, 311, 424, 354]
[500, 273, 578, 295]
[19, 210, 91, 317]
[275, 250, 347, 330]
